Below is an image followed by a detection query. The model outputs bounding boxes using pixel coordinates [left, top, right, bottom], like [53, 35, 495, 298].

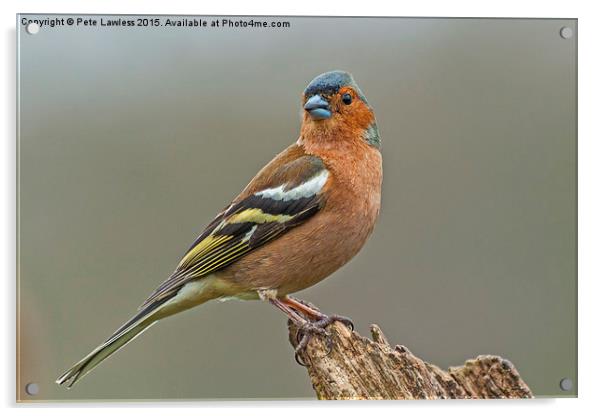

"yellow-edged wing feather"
[138, 150, 328, 309]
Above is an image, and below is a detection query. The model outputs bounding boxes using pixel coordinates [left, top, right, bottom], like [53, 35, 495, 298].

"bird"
[56, 70, 383, 388]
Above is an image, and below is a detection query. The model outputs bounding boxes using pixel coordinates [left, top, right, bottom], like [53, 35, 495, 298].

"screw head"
[26, 22, 40, 35]
[560, 26, 573, 39]
[25, 382, 39, 395]
[559, 377, 573, 391]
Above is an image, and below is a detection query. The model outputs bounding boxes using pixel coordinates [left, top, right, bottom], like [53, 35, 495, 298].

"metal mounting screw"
[25, 383, 39, 396]
[560, 27, 573, 39]
[559, 378, 573, 391]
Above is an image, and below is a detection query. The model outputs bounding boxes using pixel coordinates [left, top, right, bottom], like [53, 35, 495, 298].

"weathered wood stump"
[288, 321, 533, 400]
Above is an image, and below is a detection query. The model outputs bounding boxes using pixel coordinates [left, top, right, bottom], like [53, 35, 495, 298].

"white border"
[3, 1, 599, 415]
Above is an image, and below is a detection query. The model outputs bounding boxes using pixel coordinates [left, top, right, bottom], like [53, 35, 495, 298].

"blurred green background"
[17, 16, 576, 401]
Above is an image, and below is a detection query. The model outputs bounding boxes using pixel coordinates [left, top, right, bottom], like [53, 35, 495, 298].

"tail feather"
[56, 277, 218, 388]
[56, 301, 166, 388]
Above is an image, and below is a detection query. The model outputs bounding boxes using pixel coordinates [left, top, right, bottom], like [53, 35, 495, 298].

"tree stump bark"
[288, 321, 533, 400]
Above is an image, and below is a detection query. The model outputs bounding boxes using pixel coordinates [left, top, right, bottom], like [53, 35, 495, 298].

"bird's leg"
[281, 297, 323, 320]
[282, 296, 354, 331]
[280, 296, 355, 366]
[266, 297, 330, 364]
[259, 290, 332, 365]
[259, 290, 354, 365]
[266, 297, 306, 326]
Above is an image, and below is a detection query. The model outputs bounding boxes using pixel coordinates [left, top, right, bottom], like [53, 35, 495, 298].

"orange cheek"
[342, 103, 374, 130]
[301, 98, 373, 134]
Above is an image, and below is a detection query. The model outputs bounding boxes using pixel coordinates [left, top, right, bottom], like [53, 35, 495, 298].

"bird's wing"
[139, 147, 330, 309]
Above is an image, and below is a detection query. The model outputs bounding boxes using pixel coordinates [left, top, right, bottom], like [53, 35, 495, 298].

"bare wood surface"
[288, 321, 533, 400]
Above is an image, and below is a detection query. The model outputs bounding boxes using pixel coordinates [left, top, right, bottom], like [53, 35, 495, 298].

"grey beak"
[304, 95, 332, 120]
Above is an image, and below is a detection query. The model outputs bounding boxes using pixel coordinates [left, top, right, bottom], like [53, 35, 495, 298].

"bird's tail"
[56, 301, 165, 389]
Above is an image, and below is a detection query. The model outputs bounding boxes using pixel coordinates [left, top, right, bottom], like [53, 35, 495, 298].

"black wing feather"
[138, 155, 328, 309]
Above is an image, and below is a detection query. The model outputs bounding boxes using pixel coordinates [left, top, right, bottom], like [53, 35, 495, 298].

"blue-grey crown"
[304, 70, 368, 103]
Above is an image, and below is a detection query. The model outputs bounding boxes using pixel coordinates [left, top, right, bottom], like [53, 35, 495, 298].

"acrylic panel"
[17, 15, 577, 401]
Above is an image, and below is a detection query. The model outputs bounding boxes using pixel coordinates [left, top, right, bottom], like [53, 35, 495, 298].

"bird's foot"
[313, 313, 354, 331]
[285, 296, 355, 331]
[270, 295, 354, 365]
[293, 313, 354, 366]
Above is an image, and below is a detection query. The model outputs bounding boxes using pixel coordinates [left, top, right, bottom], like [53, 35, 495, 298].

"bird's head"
[300, 70, 380, 150]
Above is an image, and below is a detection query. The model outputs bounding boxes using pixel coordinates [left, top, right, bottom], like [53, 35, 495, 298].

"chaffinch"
[57, 70, 382, 388]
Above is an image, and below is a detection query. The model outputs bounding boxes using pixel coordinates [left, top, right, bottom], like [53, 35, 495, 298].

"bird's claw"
[293, 314, 354, 366]
[296, 322, 329, 341]
[315, 314, 354, 332]
[294, 334, 328, 366]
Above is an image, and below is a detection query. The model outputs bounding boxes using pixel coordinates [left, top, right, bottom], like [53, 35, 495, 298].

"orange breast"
[217, 144, 382, 297]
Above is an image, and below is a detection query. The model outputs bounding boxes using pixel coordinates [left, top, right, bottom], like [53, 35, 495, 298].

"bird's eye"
[342, 93, 353, 105]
